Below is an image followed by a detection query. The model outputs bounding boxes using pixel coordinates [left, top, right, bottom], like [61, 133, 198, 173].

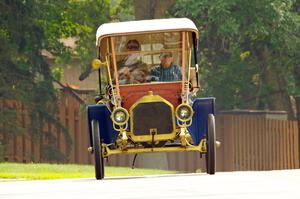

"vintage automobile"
[85, 18, 217, 180]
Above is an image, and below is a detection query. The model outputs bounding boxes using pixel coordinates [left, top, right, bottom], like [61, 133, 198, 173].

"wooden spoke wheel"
[92, 120, 104, 180]
[205, 114, 216, 175]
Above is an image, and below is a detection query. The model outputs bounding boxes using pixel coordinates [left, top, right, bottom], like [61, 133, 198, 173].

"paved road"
[1, 169, 300, 199]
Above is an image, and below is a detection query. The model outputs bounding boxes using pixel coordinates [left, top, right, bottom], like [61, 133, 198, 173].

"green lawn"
[0, 162, 177, 180]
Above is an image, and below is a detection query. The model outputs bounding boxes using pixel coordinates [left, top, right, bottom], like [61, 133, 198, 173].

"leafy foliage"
[0, 0, 110, 161]
[171, 0, 300, 114]
[111, 0, 135, 21]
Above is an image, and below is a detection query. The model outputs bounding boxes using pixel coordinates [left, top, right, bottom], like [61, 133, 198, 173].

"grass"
[0, 162, 177, 180]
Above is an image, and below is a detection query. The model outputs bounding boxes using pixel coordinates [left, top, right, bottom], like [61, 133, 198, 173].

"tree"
[0, 0, 110, 161]
[171, 0, 300, 118]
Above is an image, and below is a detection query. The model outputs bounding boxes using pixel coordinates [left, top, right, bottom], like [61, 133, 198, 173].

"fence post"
[295, 96, 300, 165]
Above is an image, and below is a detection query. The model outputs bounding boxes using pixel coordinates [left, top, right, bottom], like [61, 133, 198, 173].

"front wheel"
[205, 114, 216, 175]
[92, 120, 104, 180]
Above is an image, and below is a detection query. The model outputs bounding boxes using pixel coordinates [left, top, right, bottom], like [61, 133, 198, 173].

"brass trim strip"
[186, 31, 192, 101]
[104, 56, 118, 104]
[103, 139, 206, 157]
[181, 32, 186, 102]
[110, 37, 121, 106]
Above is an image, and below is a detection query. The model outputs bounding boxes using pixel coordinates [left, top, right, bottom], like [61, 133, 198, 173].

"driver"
[150, 52, 182, 82]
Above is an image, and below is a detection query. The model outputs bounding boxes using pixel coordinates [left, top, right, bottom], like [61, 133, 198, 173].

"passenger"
[122, 39, 141, 67]
[118, 40, 149, 84]
[150, 52, 182, 82]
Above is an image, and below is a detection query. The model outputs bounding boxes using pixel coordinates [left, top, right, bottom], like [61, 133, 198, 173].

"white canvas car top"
[96, 18, 198, 46]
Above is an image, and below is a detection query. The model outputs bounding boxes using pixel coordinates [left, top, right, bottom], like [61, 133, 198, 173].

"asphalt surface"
[1, 169, 300, 199]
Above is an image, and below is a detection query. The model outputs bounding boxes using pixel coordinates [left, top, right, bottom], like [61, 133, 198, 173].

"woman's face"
[126, 41, 140, 51]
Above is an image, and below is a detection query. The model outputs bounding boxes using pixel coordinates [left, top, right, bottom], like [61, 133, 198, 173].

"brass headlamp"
[175, 104, 193, 122]
[111, 107, 129, 126]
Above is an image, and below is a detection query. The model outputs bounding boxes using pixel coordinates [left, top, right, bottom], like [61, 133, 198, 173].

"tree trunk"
[255, 46, 294, 118]
[263, 55, 294, 118]
[133, 0, 175, 20]
[294, 65, 300, 90]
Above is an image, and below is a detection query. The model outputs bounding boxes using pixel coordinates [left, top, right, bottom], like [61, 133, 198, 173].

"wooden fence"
[0, 89, 299, 172]
[0, 89, 92, 164]
[216, 115, 299, 171]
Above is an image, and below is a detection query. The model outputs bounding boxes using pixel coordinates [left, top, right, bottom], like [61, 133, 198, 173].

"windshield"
[111, 32, 191, 85]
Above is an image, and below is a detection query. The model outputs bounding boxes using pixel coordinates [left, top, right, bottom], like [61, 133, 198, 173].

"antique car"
[85, 18, 216, 180]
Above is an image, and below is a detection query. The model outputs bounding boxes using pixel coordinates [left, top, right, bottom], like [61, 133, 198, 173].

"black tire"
[205, 114, 216, 175]
[92, 120, 104, 180]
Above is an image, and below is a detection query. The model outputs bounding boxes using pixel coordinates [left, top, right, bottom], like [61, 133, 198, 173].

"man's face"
[160, 55, 173, 68]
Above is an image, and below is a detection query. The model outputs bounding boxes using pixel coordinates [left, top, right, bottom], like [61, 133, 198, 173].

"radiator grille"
[132, 102, 173, 136]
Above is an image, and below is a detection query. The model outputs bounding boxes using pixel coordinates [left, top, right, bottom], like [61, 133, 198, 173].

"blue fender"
[87, 104, 118, 146]
[188, 97, 215, 145]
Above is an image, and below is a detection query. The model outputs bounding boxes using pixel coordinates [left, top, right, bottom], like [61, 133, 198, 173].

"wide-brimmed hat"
[159, 52, 173, 59]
